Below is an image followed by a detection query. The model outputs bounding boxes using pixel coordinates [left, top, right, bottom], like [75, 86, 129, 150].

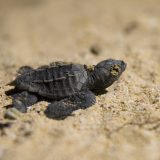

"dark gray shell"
[14, 63, 88, 100]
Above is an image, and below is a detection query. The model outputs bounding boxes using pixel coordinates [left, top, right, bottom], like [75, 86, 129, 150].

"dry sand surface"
[0, 0, 160, 160]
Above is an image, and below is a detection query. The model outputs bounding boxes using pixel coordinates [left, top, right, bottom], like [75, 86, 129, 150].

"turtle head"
[89, 59, 126, 91]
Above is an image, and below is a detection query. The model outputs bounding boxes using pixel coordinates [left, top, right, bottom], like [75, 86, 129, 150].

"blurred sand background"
[0, 0, 160, 160]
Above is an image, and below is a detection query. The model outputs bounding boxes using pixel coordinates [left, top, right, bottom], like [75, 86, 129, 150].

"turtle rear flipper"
[12, 91, 38, 113]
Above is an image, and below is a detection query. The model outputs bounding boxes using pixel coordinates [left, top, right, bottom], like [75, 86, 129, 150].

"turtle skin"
[6, 60, 126, 119]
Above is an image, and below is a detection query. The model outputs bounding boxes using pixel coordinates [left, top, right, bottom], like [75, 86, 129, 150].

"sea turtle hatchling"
[6, 59, 126, 119]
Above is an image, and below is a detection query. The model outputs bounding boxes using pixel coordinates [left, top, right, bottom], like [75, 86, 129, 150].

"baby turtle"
[6, 59, 126, 119]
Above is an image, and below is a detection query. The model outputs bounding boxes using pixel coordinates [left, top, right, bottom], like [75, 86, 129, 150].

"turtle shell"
[14, 63, 88, 100]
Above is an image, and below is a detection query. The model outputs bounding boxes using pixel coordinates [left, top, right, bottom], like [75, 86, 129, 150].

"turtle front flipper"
[11, 91, 38, 113]
[45, 91, 96, 119]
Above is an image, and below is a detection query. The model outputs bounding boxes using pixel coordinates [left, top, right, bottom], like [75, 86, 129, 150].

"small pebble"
[4, 108, 22, 120]
[90, 44, 101, 55]
[124, 21, 138, 34]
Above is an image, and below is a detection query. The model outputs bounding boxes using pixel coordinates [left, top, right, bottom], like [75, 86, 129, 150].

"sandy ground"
[0, 0, 160, 160]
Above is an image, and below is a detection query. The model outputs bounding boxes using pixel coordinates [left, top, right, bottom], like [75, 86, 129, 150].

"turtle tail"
[7, 80, 16, 86]
[5, 79, 18, 96]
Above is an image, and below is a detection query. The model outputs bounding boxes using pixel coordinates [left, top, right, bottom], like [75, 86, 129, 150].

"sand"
[0, 0, 160, 160]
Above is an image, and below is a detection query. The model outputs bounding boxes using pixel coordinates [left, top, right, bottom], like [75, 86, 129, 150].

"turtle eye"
[110, 65, 121, 76]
